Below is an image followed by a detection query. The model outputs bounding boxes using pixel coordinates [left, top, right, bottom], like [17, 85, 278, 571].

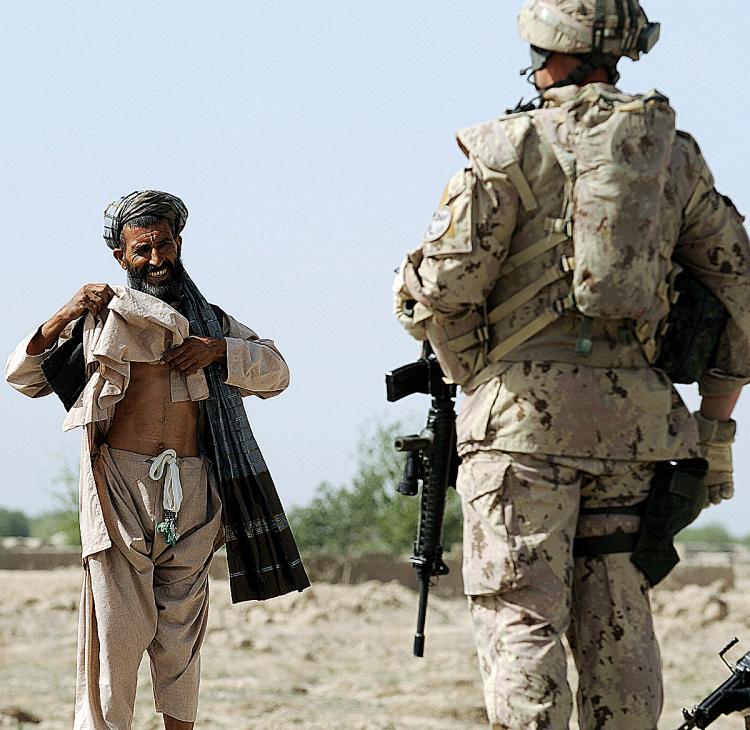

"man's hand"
[27, 283, 115, 356]
[161, 336, 227, 375]
[694, 411, 736, 506]
[60, 283, 116, 321]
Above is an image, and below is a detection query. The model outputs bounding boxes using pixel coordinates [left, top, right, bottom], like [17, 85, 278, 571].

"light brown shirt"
[5, 287, 290, 558]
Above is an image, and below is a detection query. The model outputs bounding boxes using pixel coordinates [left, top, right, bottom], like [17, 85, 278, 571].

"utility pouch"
[631, 457, 708, 586]
[655, 271, 728, 384]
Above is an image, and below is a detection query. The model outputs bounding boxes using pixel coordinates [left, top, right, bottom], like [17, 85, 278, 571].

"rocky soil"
[1, 567, 749, 729]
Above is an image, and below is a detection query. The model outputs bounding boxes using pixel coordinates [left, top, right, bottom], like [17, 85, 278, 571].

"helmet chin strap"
[541, 52, 620, 91]
[511, 52, 619, 112]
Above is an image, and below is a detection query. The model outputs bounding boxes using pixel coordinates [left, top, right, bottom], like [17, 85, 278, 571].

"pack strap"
[457, 120, 539, 213]
[503, 161, 539, 214]
[488, 255, 575, 325]
[503, 226, 571, 274]
[447, 257, 575, 354]
[487, 293, 576, 362]
[532, 114, 577, 188]
[573, 532, 639, 558]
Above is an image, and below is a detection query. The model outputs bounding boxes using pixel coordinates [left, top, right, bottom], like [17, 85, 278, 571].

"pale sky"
[1, 1, 749, 534]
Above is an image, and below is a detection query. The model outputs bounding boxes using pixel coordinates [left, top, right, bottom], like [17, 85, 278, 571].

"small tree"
[0, 508, 31, 537]
[51, 463, 81, 546]
[29, 463, 81, 546]
[290, 419, 462, 556]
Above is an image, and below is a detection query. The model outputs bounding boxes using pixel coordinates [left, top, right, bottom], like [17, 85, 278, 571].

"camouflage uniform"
[395, 81, 750, 730]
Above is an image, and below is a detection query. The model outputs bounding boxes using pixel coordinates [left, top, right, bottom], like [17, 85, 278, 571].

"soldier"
[394, 2, 750, 729]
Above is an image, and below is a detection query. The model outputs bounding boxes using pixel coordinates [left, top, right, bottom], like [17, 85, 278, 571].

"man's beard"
[126, 258, 185, 303]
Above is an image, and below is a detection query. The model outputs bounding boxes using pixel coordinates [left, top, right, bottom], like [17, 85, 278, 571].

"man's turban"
[103, 190, 188, 250]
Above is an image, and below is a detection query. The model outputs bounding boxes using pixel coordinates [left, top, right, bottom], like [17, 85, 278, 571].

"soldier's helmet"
[518, 0, 660, 62]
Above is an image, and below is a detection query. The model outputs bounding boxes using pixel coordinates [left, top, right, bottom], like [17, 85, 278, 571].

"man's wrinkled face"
[114, 219, 184, 301]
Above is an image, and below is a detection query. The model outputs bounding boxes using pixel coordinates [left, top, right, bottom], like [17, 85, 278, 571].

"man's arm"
[673, 133, 750, 504]
[701, 391, 741, 423]
[6, 283, 114, 398]
[220, 311, 290, 398]
[27, 283, 115, 355]
[399, 166, 519, 322]
[161, 308, 290, 398]
[674, 133, 750, 399]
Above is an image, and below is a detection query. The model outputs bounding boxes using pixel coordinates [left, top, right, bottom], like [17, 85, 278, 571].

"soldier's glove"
[694, 411, 737, 506]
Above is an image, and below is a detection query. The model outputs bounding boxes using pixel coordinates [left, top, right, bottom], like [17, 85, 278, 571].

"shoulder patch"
[423, 206, 452, 243]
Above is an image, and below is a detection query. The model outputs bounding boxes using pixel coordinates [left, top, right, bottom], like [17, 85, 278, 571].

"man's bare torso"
[106, 362, 199, 456]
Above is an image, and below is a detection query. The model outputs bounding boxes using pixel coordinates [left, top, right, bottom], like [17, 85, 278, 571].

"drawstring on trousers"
[151, 449, 183, 547]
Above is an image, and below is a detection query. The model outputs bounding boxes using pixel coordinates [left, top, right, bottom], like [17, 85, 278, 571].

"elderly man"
[6, 191, 309, 729]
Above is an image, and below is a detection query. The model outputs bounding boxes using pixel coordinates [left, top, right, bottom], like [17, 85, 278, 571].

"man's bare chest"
[106, 362, 200, 456]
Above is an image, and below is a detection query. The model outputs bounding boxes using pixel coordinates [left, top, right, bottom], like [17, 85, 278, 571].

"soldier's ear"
[176, 234, 182, 255]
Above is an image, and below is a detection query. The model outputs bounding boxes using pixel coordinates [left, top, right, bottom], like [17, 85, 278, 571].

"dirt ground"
[1, 567, 749, 729]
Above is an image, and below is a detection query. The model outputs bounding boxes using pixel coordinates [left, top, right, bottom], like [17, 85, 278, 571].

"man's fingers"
[171, 356, 203, 372]
[161, 340, 213, 370]
[165, 350, 195, 369]
[100, 285, 116, 304]
[181, 358, 203, 374]
[80, 295, 99, 313]
[83, 292, 106, 314]
[161, 344, 188, 364]
[82, 284, 115, 309]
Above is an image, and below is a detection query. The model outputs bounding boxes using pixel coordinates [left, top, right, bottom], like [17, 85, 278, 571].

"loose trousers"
[458, 451, 661, 730]
[74, 446, 222, 729]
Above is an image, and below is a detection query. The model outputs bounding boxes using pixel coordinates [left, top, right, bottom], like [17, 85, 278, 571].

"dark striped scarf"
[179, 271, 309, 601]
[103, 189, 308, 601]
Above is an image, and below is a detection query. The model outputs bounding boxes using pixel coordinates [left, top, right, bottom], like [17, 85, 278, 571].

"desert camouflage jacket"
[396, 84, 750, 461]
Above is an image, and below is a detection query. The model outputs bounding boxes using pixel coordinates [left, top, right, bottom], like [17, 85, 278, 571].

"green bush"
[0, 508, 31, 537]
[290, 419, 462, 556]
[676, 521, 734, 548]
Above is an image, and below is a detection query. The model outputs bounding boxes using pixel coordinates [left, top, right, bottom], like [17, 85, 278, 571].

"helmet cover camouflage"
[518, 0, 660, 62]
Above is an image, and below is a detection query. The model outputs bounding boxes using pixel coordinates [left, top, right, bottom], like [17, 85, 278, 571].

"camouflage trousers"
[457, 450, 661, 730]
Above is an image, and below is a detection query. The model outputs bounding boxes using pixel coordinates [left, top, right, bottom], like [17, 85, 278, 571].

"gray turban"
[103, 190, 188, 250]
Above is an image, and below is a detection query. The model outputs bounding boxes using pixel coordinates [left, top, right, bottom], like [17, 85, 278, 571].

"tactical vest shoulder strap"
[444, 114, 579, 362]
[456, 117, 538, 213]
[531, 110, 577, 189]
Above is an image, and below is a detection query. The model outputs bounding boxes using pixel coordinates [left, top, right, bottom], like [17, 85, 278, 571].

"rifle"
[677, 638, 750, 729]
[385, 343, 459, 657]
